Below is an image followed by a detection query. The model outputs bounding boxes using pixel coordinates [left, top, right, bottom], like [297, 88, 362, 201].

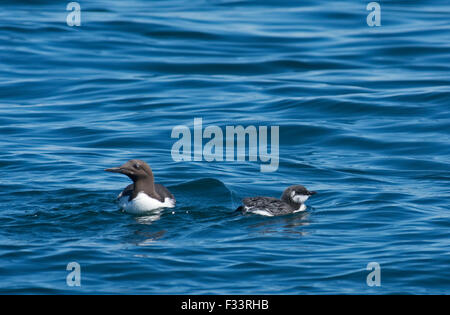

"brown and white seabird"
[105, 159, 175, 214]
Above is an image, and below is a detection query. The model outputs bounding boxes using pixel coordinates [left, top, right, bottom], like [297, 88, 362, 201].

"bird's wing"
[155, 183, 176, 202]
[242, 197, 293, 216]
[118, 184, 134, 201]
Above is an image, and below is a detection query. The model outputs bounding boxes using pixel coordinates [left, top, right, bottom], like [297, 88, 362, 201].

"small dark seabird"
[236, 185, 316, 216]
[105, 159, 175, 214]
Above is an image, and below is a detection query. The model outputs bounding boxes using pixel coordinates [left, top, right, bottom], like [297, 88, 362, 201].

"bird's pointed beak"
[105, 167, 126, 174]
[308, 191, 317, 196]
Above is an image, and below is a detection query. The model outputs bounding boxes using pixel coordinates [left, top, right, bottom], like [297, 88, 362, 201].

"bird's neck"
[133, 176, 156, 197]
[281, 194, 302, 210]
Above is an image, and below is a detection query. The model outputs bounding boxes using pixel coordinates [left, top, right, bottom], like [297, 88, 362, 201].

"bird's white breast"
[118, 192, 175, 214]
[293, 203, 307, 212]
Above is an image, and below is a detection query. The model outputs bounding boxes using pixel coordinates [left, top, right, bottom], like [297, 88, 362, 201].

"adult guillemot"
[105, 159, 176, 214]
[236, 185, 316, 216]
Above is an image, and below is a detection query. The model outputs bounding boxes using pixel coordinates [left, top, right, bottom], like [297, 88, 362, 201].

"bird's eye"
[135, 163, 140, 169]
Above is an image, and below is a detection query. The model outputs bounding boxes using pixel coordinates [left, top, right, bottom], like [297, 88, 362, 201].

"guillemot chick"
[236, 185, 316, 216]
[105, 159, 175, 214]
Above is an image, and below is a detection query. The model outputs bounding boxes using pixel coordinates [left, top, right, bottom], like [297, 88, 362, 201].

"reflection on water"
[135, 213, 163, 225]
[248, 211, 310, 236]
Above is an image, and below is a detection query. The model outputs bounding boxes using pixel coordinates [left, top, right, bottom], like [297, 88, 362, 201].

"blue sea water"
[0, 0, 449, 294]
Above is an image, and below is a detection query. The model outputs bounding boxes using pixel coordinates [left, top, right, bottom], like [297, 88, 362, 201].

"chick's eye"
[134, 163, 140, 169]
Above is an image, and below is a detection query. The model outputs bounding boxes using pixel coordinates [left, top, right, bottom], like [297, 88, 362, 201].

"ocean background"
[0, 0, 449, 294]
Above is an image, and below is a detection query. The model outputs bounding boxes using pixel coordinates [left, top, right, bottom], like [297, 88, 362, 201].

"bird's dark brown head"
[105, 159, 153, 182]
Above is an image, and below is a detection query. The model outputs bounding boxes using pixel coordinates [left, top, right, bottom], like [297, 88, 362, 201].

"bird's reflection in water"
[133, 229, 166, 246]
[135, 213, 161, 224]
[125, 212, 166, 246]
[248, 211, 310, 236]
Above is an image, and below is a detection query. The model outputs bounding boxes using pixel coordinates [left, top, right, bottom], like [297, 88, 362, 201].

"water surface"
[0, 0, 449, 294]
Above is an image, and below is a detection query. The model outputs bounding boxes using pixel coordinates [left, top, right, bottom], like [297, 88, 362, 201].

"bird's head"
[105, 159, 153, 182]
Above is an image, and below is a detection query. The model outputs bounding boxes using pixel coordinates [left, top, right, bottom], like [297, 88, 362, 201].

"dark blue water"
[1, 0, 449, 294]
